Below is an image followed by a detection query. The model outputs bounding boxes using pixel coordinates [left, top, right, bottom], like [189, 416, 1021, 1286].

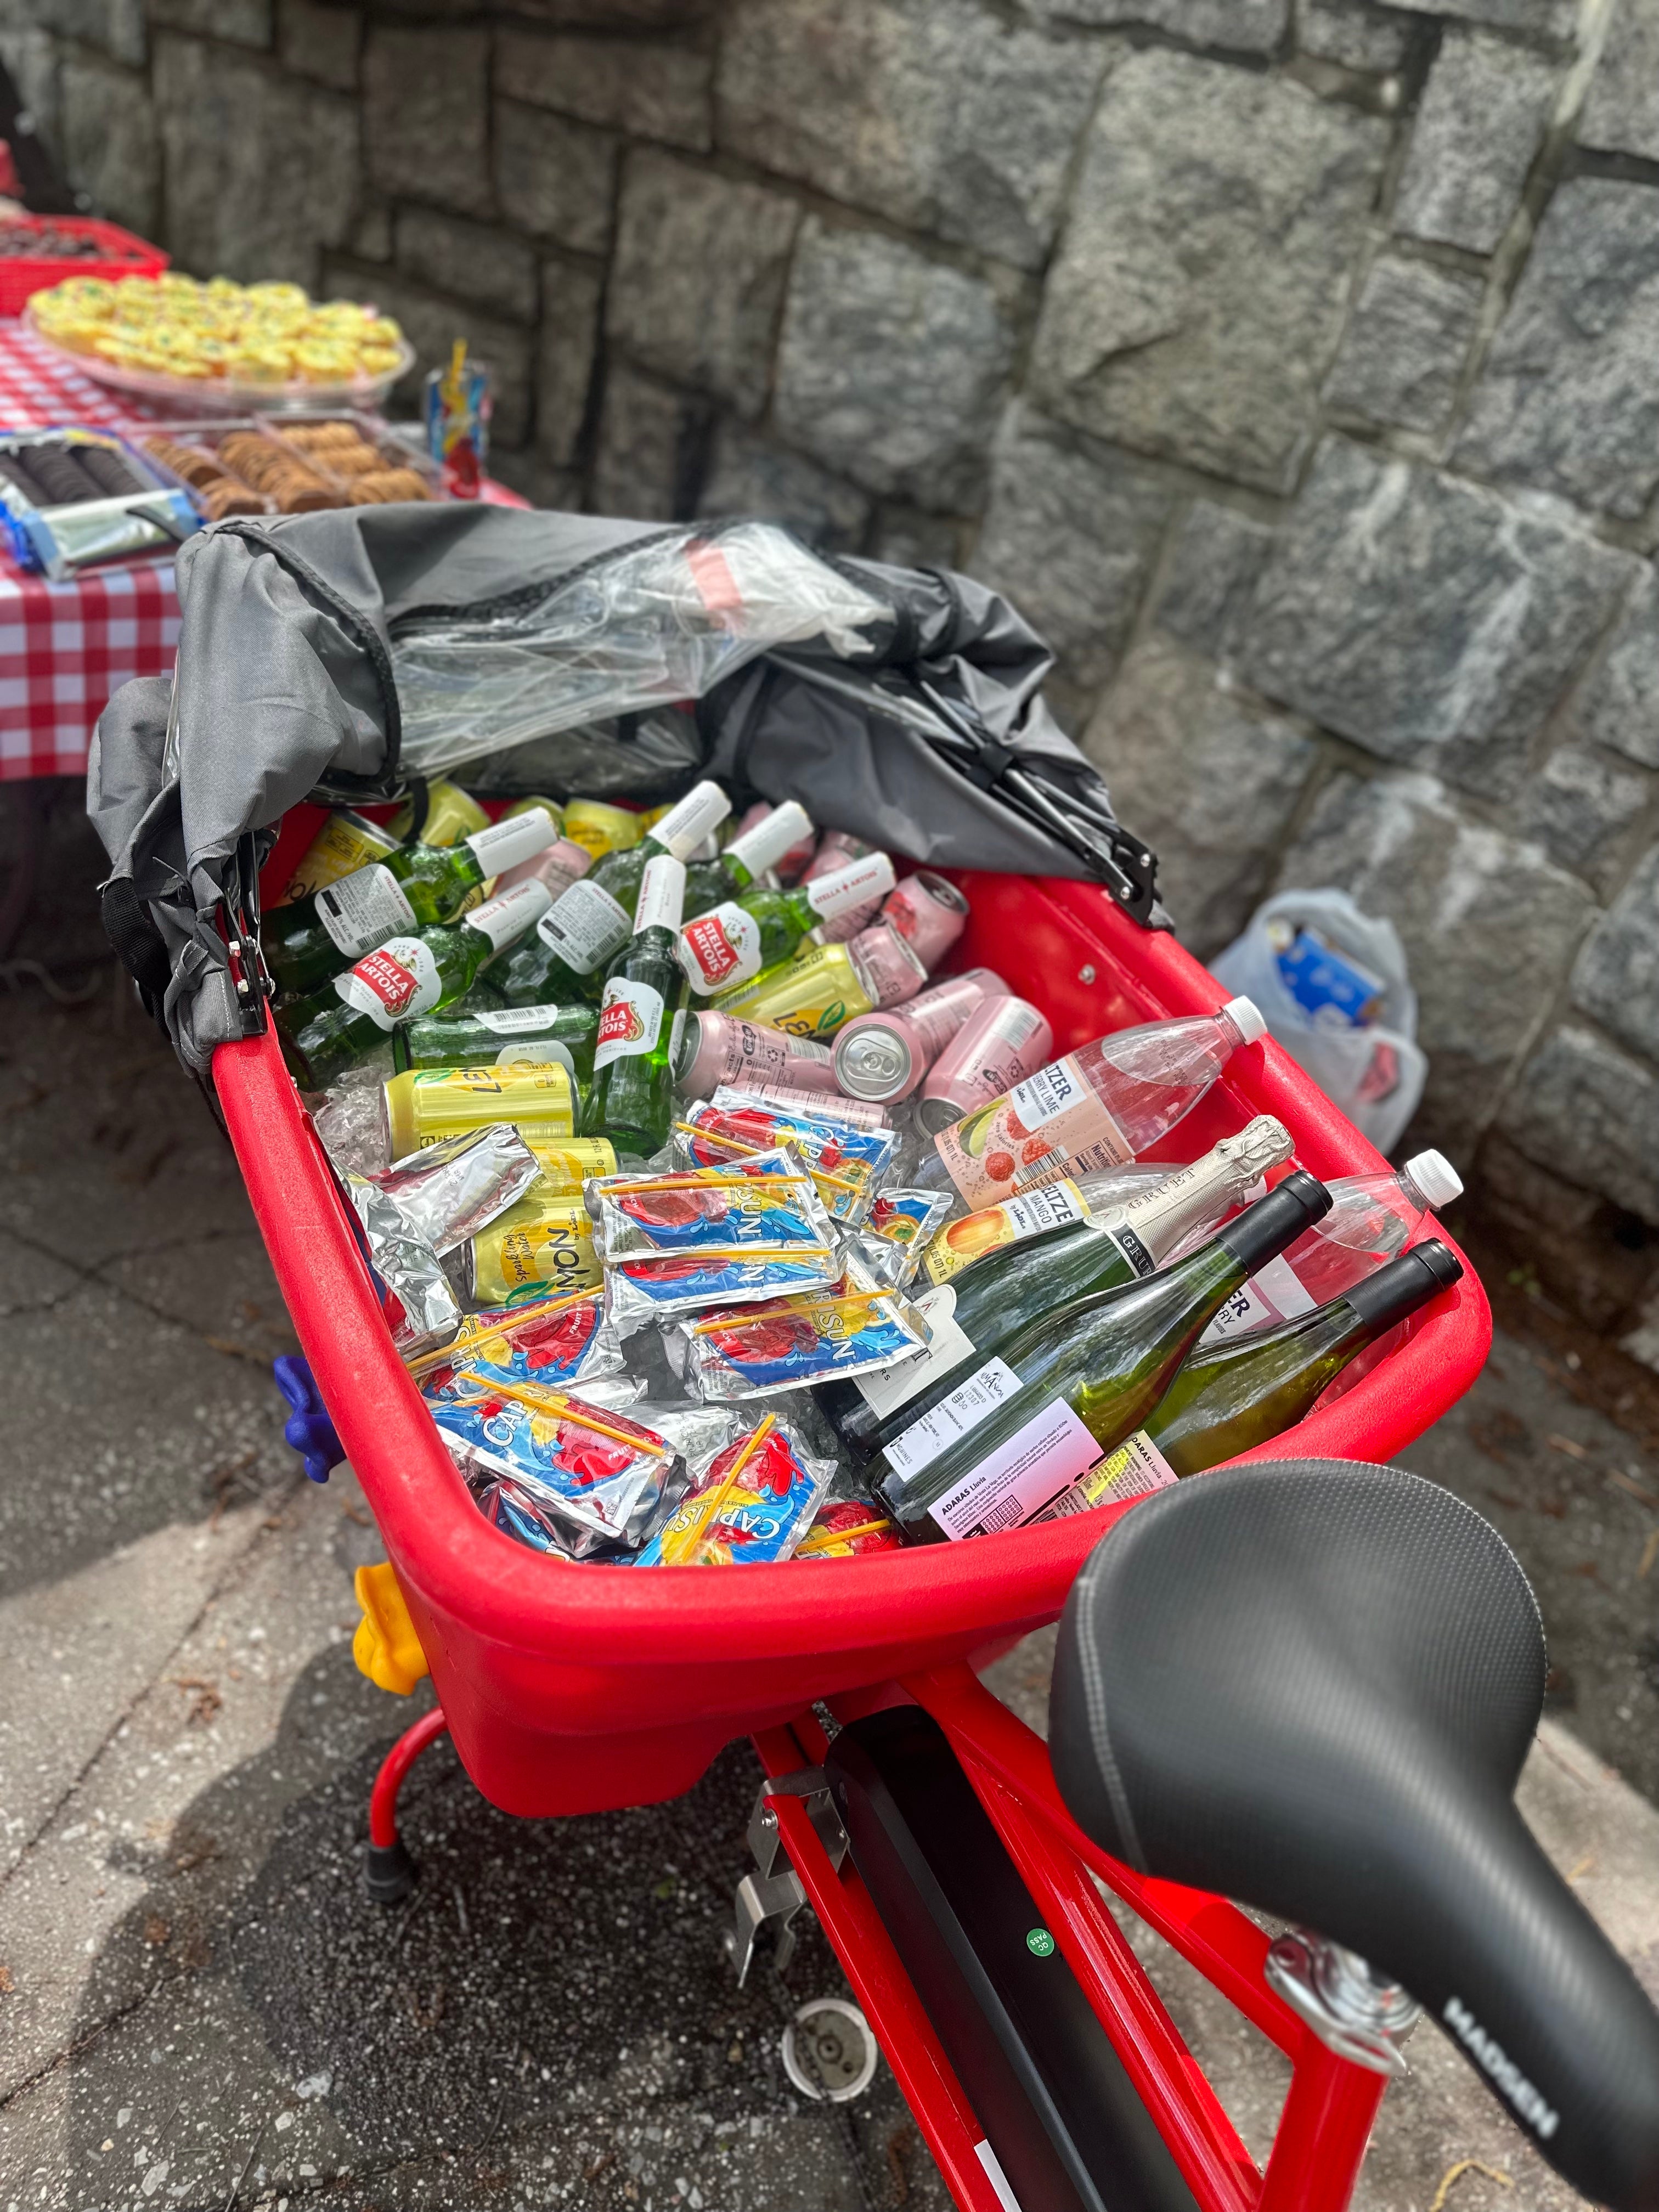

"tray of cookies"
[0, 426, 200, 578]
[138, 414, 439, 518]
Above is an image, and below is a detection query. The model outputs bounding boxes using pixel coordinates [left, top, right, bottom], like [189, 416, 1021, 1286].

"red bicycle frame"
[755, 1663, 1388, 2212]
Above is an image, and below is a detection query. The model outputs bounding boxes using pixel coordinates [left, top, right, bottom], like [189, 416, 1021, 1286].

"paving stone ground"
[3, 781, 1656, 2212]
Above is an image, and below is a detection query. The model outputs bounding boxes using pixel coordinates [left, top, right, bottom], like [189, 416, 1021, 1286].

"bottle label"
[315, 861, 415, 957]
[594, 978, 665, 1069]
[538, 878, 631, 973]
[495, 1040, 576, 1074]
[883, 1353, 1022, 1480]
[1034, 1430, 1180, 1521]
[464, 808, 557, 874]
[933, 1053, 1133, 1209]
[635, 854, 686, 936]
[334, 936, 442, 1030]
[804, 853, 894, 923]
[681, 904, 763, 992]
[462, 877, 553, 951]
[854, 1284, 978, 1417]
[1108, 1223, 1158, 1278]
[471, 1010, 579, 1076]
[922, 1180, 1091, 1288]
[927, 1396, 1109, 1542]
[1198, 1253, 1316, 1345]
[475, 1005, 568, 1034]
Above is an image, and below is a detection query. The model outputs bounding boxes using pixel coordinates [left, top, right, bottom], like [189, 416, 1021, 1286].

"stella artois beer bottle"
[276, 880, 553, 1091]
[580, 855, 687, 1156]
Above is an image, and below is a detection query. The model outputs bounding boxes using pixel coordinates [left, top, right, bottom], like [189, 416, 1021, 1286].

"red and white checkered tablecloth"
[0, 318, 527, 782]
[0, 323, 182, 781]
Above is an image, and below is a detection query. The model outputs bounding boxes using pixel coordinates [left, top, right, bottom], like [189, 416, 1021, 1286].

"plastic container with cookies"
[143, 413, 440, 517]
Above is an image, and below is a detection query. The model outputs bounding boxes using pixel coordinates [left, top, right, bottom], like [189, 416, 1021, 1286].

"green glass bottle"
[1133, 1240, 1464, 1479]
[529, 781, 730, 1003]
[872, 1172, 1332, 1542]
[821, 1115, 1294, 1463]
[264, 806, 560, 998]
[678, 851, 897, 995]
[277, 879, 554, 1091]
[391, 1000, 600, 1088]
[682, 800, 814, 919]
[580, 854, 688, 1155]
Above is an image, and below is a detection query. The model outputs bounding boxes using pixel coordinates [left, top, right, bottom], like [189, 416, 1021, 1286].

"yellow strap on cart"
[352, 1561, 431, 1696]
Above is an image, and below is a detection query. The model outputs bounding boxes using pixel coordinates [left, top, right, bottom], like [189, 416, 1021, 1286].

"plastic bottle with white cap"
[1198, 1147, 1463, 1344]
[910, 996, 1269, 1209]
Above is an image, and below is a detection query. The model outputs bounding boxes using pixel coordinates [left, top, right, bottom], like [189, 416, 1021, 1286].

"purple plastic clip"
[273, 1355, 346, 1484]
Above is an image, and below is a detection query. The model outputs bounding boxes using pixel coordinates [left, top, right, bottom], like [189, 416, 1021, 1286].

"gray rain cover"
[87, 504, 1153, 1074]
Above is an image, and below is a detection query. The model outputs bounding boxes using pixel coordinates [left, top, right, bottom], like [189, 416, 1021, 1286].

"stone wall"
[10, 0, 1659, 1346]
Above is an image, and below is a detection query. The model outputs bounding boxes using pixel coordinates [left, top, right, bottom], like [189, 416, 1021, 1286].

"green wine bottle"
[872, 1172, 1333, 1542]
[1131, 1240, 1464, 1479]
[392, 1000, 600, 1087]
[821, 1115, 1294, 1463]
[277, 879, 554, 1091]
[678, 851, 897, 995]
[264, 807, 560, 998]
[580, 855, 688, 1155]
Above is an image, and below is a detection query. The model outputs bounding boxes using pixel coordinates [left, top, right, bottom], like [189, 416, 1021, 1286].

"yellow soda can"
[525, 1137, 617, 1192]
[389, 780, 490, 848]
[503, 795, 565, 833]
[469, 1195, 599, 1304]
[709, 942, 875, 1041]
[563, 798, 642, 862]
[382, 1064, 576, 1159]
[281, 809, 399, 904]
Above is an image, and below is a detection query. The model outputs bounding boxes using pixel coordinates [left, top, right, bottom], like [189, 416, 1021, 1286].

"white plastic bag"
[1209, 890, 1426, 1153]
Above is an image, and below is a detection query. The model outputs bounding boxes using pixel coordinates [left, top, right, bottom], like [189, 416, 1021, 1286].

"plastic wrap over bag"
[392, 524, 888, 779]
[1210, 890, 1426, 1154]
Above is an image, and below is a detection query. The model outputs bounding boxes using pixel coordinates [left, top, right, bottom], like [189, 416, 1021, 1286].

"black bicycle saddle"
[1049, 1459, 1659, 2211]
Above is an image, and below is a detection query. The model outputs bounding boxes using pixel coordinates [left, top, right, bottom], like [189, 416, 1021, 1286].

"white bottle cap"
[1222, 995, 1267, 1046]
[1403, 1148, 1462, 1210]
[654, 780, 732, 861]
[727, 799, 814, 878]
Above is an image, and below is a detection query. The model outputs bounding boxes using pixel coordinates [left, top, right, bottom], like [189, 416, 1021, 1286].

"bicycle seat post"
[1266, 1927, 1422, 2075]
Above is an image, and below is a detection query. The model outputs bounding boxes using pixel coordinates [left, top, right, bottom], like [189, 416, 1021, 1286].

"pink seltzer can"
[918, 994, 1054, 1133]
[882, 870, 970, 973]
[849, 916, 927, 1007]
[671, 1009, 840, 1100]
[832, 966, 1008, 1104]
[493, 833, 591, 901]
[733, 1079, 892, 1131]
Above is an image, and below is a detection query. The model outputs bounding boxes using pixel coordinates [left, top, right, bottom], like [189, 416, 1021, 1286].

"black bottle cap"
[1217, 1169, 1333, 1273]
[1344, 1238, 1464, 1329]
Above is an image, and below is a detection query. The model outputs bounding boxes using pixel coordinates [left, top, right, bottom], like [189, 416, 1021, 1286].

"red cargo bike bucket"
[215, 835, 1489, 1820]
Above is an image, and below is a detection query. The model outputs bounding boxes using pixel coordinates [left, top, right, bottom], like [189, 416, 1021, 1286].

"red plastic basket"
[0, 218, 168, 317]
[215, 818, 1491, 1820]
